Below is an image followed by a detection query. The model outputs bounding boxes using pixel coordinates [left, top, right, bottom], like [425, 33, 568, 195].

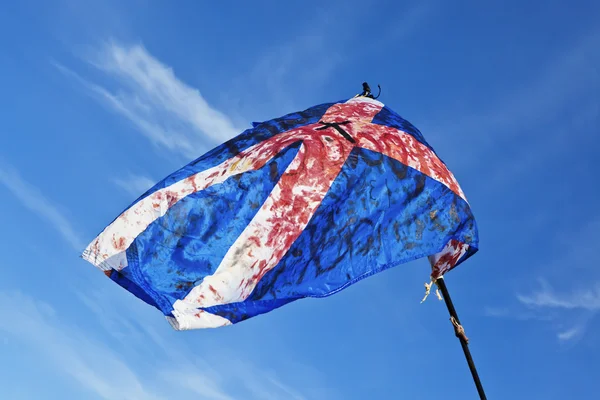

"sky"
[0, 0, 599, 399]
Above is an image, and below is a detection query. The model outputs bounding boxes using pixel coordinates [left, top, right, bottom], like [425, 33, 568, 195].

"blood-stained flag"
[82, 96, 478, 330]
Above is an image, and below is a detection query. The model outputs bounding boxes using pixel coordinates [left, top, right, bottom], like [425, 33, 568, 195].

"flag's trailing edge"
[82, 97, 478, 330]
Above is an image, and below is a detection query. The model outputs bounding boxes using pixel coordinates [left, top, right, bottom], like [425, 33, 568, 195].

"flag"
[82, 96, 478, 330]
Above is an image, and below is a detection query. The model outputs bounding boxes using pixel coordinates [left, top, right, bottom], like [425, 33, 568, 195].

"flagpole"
[435, 276, 487, 400]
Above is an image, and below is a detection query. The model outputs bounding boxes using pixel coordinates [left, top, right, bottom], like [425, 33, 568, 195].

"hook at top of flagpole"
[355, 82, 381, 99]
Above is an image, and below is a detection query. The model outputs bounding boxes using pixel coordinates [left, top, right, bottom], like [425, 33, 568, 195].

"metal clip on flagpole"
[435, 276, 487, 400]
[355, 82, 381, 99]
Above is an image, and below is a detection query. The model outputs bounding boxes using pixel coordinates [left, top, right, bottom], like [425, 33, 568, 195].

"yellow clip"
[421, 279, 443, 303]
[421, 281, 432, 303]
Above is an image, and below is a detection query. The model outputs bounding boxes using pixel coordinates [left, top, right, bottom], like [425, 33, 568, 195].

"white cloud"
[483, 306, 509, 317]
[0, 289, 330, 400]
[223, 2, 421, 119]
[113, 173, 156, 197]
[0, 162, 84, 251]
[485, 215, 600, 343]
[57, 41, 240, 159]
[77, 286, 300, 399]
[0, 291, 162, 400]
[480, 31, 599, 131]
[241, 373, 307, 400]
[72, 284, 334, 400]
[222, 33, 342, 121]
[557, 326, 582, 342]
[425, 29, 600, 174]
[517, 280, 600, 312]
[515, 279, 600, 343]
[159, 369, 234, 400]
[483, 305, 553, 322]
[368, 2, 435, 54]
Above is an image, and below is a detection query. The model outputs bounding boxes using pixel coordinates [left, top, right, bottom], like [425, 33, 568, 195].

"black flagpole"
[354, 82, 485, 397]
[436, 276, 487, 400]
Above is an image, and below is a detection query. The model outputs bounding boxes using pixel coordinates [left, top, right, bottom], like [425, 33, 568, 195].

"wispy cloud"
[224, 31, 343, 119]
[557, 326, 582, 342]
[483, 30, 597, 133]
[0, 289, 330, 400]
[517, 280, 600, 312]
[367, 1, 436, 54]
[0, 291, 162, 400]
[483, 306, 510, 318]
[0, 162, 84, 251]
[159, 369, 234, 400]
[483, 305, 553, 322]
[485, 213, 600, 342]
[484, 282, 598, 343]
[236, 374, 306, 400]
[426, 29, 600, 174]
[515, 279, 600, 342]
[249, 34, 341, 111]
[56, 41, 240, 159]
[113, 173, 156, 197]
[223, 2, 411, 119]
[73, 284, 334, 400]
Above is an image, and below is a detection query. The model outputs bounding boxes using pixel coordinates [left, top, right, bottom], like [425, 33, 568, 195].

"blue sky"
[0, 0, 599, 398]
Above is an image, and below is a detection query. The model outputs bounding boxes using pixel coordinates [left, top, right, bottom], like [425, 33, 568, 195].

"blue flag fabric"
[82, 97, 478, 330]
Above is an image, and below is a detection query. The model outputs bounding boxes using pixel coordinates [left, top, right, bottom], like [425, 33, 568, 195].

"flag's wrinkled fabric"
[82, 97, 478, 330]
